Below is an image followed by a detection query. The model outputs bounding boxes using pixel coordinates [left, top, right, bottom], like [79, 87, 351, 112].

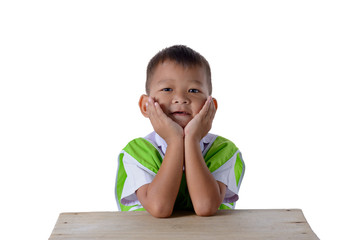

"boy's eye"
[162, 88, 173, 92]
[189, 89, 199, 93]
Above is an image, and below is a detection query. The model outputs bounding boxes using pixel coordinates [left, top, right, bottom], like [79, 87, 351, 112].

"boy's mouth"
[172, 111, 190, 116]
[170, 111, 192, 127]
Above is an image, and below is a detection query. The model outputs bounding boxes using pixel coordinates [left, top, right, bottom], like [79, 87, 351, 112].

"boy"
[115, 45, 245, 217]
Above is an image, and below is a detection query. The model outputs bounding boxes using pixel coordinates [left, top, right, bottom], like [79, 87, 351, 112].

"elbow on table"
[193, 201, 219, 217]
[147, 202, 174, 218]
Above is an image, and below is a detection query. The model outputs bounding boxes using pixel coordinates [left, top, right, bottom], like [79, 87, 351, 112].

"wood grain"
[49, 209, 319, 240]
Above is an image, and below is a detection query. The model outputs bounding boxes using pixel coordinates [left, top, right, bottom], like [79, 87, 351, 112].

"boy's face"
[145, 60, 211, 128]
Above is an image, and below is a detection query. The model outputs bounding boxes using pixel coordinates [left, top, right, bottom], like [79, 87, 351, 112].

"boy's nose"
[172, 94, 190, 104]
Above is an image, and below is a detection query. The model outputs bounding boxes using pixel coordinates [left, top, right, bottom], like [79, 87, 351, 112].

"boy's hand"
[147, 97, 184, 143]
[184, 96, 216, 142]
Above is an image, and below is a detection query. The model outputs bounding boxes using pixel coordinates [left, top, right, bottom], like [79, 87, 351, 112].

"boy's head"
[146, 45, 212, 95]
[140, 45, 217, 128]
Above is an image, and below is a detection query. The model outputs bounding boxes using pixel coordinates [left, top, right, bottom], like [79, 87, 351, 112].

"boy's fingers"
[151, 100, 172, 126]
[205, 97, 215, 120]
[147, 98, 153, 117]
[154, 102, 162, 115]
[154, 102, 168, 122]
[147, 98, 158, 121]
[154, 102, 163, 120]
[199, 96, 211, 117]
[209, 98, 216, 120]
[208, 96, 215, 114]
[201, 97, 216, 125]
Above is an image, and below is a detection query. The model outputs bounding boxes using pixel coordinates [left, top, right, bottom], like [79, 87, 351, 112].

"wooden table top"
[49, 209, 319, 240]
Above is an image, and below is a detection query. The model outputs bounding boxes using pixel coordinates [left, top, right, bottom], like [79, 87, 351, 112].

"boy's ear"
[139, 94, 149, 118]
[212, 97, 218, 110]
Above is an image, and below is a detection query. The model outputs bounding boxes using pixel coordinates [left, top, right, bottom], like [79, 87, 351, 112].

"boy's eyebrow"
[157, 78, 174, 85]
[189, 79, 203, 85]
[157, 78, 203, 85]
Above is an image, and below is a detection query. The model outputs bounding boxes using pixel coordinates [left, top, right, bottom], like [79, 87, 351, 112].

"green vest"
[115, 135, 244, 211]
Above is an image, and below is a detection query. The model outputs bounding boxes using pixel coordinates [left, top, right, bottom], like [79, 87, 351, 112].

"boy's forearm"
[137, 138, 184, 217]
[184, 137, 224, 216]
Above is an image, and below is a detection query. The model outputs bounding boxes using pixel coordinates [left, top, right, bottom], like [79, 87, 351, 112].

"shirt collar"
[151, 131, 214, 156]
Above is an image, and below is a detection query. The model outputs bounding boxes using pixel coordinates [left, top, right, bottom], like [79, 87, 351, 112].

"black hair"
[146, 45, 212, 94]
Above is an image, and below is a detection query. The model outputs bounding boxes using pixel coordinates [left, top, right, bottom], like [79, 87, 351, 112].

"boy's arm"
[184, 97, 226, 216]
[136, 98, 184, 218]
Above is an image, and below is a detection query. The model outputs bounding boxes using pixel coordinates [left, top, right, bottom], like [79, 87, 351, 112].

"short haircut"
[146, 45, 212, 95]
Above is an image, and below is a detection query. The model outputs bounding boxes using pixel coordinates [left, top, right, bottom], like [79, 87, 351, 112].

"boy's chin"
[176, 122, 187, 129]
[169, 116, 192, 129]
[174, 120, 190, 129]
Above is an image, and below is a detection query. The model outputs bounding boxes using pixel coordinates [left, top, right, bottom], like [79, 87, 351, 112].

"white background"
[1, 1, 359, 239]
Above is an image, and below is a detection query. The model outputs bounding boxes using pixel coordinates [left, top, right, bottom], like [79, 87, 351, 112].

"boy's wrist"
[164, 134, 184, 146]
[184, 134, 202, 144]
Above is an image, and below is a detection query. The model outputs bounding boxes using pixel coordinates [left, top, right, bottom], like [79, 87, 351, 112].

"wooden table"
[49, 209, 319, 240]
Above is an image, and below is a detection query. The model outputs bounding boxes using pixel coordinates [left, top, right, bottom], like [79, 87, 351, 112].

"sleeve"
[120, 151, 156, 206]
[204, 136, 245, 207]
[115, 138, 163, 211]
[211, 150, 245, 204]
